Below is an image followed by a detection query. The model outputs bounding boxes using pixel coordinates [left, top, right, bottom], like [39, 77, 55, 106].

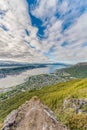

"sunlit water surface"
[0, 65, 66, 91]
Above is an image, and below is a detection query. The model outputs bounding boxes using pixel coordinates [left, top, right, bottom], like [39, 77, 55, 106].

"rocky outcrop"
[63, 97, 87, 114]
[2, 96, 68, 130]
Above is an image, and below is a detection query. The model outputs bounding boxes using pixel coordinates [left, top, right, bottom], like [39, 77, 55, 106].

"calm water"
[0, 65, 66, 91]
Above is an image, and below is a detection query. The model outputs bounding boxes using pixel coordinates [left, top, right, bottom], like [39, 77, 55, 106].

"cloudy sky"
[0, 0, 87, 63]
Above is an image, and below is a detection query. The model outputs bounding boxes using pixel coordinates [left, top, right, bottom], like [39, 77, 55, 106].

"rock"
[2, 96, 68, 130]
[2, 110, 18, 130]
[63, 97, 87, 114]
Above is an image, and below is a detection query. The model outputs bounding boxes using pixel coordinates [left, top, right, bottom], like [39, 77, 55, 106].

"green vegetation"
[68, 114, 87, 130]
[56, 63, 87, 78]
[0, 78, 87, 130]
[0, 73, 71, 97]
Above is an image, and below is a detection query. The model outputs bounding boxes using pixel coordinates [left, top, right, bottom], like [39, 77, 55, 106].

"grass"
[57, 64, 87, 78]
[0, 78, 87, 129]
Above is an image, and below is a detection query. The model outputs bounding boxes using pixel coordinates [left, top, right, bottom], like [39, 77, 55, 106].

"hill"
[55, 62, 87, 78]
[0, 78, 87, 130]
[2, 97, 67, 130]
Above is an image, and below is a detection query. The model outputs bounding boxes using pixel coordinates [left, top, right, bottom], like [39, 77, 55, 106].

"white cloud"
[31, 0, 57, 20]
[0, 0, 49, 63]
[0, 0, 87, 63]
[30, 0, 87, 62]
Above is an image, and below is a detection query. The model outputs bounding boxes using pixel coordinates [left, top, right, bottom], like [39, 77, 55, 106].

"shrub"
[68, 114, 87, 130]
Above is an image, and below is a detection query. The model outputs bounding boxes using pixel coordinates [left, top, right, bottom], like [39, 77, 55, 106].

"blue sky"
[27, 0, 87, 38]
[0, 0, 87, 63]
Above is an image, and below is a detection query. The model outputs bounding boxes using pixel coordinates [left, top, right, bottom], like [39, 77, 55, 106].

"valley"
[0, 62, 87, 130]
[0, 63, 68, 92]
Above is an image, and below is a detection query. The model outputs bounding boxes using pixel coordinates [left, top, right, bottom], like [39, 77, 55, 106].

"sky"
[0, 0, 87, 63]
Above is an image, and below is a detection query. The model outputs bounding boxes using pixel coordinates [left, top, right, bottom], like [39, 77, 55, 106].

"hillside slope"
[0, 78, 87, 130]
[55, 62, 87, 78]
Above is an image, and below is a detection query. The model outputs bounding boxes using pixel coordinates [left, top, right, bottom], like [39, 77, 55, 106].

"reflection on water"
[0, 65, 66, 90]
[48, 65, 66, 73]
[0, 67, 49, 89]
